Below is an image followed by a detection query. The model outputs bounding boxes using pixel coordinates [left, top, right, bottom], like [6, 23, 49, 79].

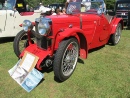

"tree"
[104, 0, 116, 9]
[25, 0, 116, 10]
[25, 0, 39, 8]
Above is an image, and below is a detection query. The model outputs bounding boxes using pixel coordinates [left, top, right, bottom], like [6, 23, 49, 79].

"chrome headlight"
[22, 20, 33, 32]
[38, 20, 50, 36]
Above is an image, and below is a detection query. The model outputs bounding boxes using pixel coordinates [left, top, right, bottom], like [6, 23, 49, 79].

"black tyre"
[110, 23, 122, 45]
[53, 38, 79, 82]
[13, 30, 35, 57]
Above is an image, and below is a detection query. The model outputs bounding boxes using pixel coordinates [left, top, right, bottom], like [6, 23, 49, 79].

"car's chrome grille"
[116, 10, 129, 19]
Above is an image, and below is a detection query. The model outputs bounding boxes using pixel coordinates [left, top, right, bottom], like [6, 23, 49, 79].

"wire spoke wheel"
[110, 23, 122, 45]
[19, 33, 28, 52]
[53, 38, 79, 82]
[13, 30, 35, 57]
[62, 42, 78, 76]
[115, 24, 121, 44]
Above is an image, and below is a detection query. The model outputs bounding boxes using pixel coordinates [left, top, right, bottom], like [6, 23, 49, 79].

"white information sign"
[8, 51, 44, 92]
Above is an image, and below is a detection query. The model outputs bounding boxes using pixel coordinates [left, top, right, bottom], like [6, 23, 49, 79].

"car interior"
[15, 0, 26, 13]
[0, 3, 2, 10]
[0, 0, 5, 10]
[15, 0, 34, 16]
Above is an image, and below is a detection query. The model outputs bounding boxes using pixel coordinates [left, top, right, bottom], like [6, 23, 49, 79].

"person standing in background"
[98, 0, 106, 13]
[38, 2, 51, 13]
[51, 8, 57, 15]
[39, 2, 45, 10]
[81, 0, 91, 11]
[26, 4, 29, 11]
[30, 7, 33, 12]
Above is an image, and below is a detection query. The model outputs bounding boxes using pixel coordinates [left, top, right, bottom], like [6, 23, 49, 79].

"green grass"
[0, 30, 130, 98]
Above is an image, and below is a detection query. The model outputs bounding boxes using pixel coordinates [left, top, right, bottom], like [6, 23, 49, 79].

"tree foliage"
[25, 0, 66, 8]
[25, 0, 116, 10]
[104, 0, 116, 9]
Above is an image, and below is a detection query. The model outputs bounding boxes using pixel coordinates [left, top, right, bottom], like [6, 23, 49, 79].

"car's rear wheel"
[53, 38, 79, 82]
[13, 30, 35, 57]
[110, 23, 122, 45]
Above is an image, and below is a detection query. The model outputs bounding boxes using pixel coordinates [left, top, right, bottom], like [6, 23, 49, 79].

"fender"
[111, 18, 123, 34]
[55, 27, 88, 59]
[20, 44, 52, 70]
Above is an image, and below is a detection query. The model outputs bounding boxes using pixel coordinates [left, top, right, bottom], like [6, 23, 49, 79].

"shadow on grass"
[40, 45, 107, 83]
[39, 67, 63, 83]
[78, 58, 84, 64]
[37, 78, 45, 87]
[40, 66, 53, 73]
[88, 45, 105, 53]
[39, 66, 62, 83]
[106, 42, 115, 46]
[0, 37, 14, 44]
[54, 76, 63, 83]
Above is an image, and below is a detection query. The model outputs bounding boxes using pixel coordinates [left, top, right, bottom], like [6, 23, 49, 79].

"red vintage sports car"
[13, 0, 123, 82]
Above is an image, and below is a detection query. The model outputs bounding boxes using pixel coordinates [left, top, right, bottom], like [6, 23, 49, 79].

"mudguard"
[55, 27, 85, 47]
[54, 27, 88, 59]
[111, 18, 123, 34]
[20, 44, 52, 70]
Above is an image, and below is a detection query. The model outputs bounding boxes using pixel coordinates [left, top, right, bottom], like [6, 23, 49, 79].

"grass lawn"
[0, 30, 130, 98]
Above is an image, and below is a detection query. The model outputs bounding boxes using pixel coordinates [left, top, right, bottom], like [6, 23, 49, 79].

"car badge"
[69, 24, 73, 28]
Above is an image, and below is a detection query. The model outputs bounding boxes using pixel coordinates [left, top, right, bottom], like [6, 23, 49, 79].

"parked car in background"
[115, 0, 130, 26]
[48, 3, 65, 12]
[0, 0, 41, 38]
[13, 0, 123, 82]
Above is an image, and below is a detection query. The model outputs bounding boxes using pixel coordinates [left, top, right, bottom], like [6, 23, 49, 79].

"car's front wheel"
[13, 30, 35, 57]
[110, 23, 122, 45]
[53, 38, 79, 82]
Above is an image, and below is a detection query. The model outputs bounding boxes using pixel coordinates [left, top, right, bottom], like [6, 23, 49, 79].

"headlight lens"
[22, 20, 33, 32]
[38, 20, 50, 36]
